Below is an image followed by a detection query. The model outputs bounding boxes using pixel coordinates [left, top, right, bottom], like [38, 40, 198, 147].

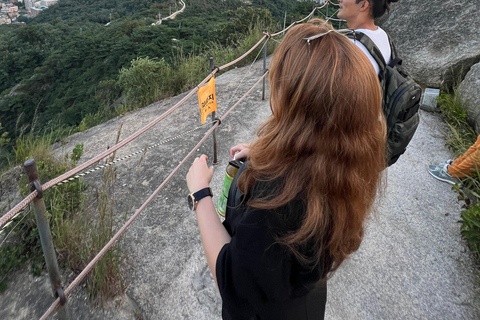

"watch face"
[187, 194, 195, 210]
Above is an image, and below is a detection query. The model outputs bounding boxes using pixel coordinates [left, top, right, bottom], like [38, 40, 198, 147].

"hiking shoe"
[427, 162, 458, 185]
[428, 159, 454, 172]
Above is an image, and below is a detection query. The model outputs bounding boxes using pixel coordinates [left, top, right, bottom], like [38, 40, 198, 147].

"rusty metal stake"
[209, 57, 218, 165]
[24, 159, 69, 320]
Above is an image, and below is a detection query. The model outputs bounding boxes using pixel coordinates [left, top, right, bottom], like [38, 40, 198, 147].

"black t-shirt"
[215, 164, 327, 320]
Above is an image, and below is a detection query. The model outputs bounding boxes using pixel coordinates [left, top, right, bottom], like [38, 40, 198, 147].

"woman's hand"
[230, 143, 250, 160]
[186, 154, 214, 193]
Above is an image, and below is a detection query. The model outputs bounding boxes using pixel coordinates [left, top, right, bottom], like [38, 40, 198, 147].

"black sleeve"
[216, 206, 293, 318]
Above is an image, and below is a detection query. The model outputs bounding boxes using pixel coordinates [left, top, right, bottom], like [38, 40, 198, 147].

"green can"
[217, 160, 241, 217]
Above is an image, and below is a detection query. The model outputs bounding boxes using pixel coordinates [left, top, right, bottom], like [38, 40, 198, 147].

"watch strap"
[193, 187, 213, 202]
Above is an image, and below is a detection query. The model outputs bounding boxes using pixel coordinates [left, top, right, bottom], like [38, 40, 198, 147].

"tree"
[0, 123, 10, 147]
[118, 57, 173, 108]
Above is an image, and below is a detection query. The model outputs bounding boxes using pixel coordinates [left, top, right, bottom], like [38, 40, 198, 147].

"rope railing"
[0, 193, 38, 230]
[1, 22, 271, 230]
[39, 70, 270, 320]
[0, 68, 217, 229]
[268, 0, 343, 38]
[219, 72, 269, 123]
[326, 0, 340, 6]
[0, 0, 345, 231]
[1, 6, 340, 318]
[53, 120, 219, 187]
[218, 38, 269, 116]
[325, 16, 344, 22]
[219, 34, 268, 71]
[0, 121, 218, 235]
[271, 6, 320, 37]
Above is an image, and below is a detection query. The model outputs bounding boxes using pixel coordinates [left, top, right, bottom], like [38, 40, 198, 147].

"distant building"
[24, 0, 34, 11]
[0, 14, 11, 24]
[7, 5, 18, 20]
[6, 5, 19, 12]
[29, 6, 41, 17]
[40, 0, 57, 7]
[0, 3, 18, 23]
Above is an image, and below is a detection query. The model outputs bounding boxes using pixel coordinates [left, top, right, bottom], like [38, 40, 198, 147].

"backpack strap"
[348, 31, 387, 72]
[346, 30, 403, 69]
[387, 35, 402, 68]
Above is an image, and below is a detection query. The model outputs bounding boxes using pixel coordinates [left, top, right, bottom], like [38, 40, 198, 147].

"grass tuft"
[1, 134, 124, 303]
[438, 89, 476, 155]
[438, 85, 480, 270]
[459, 203, 480, 259]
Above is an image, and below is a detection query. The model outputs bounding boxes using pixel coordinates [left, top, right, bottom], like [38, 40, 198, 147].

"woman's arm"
[186, 155, 231, 284]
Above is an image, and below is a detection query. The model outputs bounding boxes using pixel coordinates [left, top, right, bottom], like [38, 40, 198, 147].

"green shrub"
[115, 21, 277, 112]
[77, 112, 106, 132]
[235, 27, 273, 67]
[205, 25, 278, 80]
[438, 88, 467, 127]
[0, 123, 11, 169]
[170, 50, 209, 93]
[14, 134, 55, 166]
[1, 139, 85, 291]
[95, 80, 122, 112]
[70, 143, 83, 164]
[438, 89, 476, 155]
[54, 159, 124, 303]
[0, 123, 10, 147]
[2, 137, 123, 303]
[118, 57, 173, 109]
[207, 41, 237, 69]
[460, 203, 480, 259]
[438, 85, 480, 270]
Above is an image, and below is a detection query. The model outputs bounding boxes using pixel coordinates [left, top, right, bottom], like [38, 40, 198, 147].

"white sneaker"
[428, 160, 453, 172]
[427, 162, 458, 185]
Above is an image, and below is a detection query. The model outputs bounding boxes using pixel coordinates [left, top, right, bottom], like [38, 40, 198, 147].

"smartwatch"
[187, 187, 213, 211]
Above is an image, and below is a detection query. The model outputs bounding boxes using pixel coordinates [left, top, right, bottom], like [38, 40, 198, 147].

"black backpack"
[347, 31, 422, 166]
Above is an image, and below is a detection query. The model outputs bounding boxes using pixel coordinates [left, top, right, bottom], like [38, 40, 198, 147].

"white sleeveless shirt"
[350, 27, 391, 75]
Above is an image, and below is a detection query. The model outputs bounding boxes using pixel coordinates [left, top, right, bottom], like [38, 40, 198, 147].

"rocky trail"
[1, 55, 479, 319]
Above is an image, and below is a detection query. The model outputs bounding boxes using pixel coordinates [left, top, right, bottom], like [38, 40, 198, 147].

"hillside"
[0, 0, 317, 168]
[1, 52, 479, 320]
[3, 1, 479, 319]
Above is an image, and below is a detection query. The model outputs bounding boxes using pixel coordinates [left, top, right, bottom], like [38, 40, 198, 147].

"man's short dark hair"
[356, 0, 398, 19]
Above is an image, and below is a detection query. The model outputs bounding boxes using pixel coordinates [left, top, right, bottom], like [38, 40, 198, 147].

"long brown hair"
[237, 19, 386, 278]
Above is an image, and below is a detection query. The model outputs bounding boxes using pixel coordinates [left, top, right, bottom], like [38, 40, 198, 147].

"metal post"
[326, 2, 329, 20]
[24, 159, 69, 320]
[209, 57, 218, 165]
[283, 11, 286, 34]
[262, 31, 267, 101]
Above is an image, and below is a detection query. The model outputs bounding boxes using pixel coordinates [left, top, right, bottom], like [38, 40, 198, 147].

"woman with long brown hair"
[186, 19, 386, 320]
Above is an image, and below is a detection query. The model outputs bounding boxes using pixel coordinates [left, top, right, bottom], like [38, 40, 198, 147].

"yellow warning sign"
[197, 76, 217, 124]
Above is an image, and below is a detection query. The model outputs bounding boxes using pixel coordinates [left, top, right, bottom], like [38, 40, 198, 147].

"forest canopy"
[0, 0, 333, 167]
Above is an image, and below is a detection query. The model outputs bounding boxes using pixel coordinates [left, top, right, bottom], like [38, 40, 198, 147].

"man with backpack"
[337, 0, 395, 75]
[337, 0, 421, 166]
